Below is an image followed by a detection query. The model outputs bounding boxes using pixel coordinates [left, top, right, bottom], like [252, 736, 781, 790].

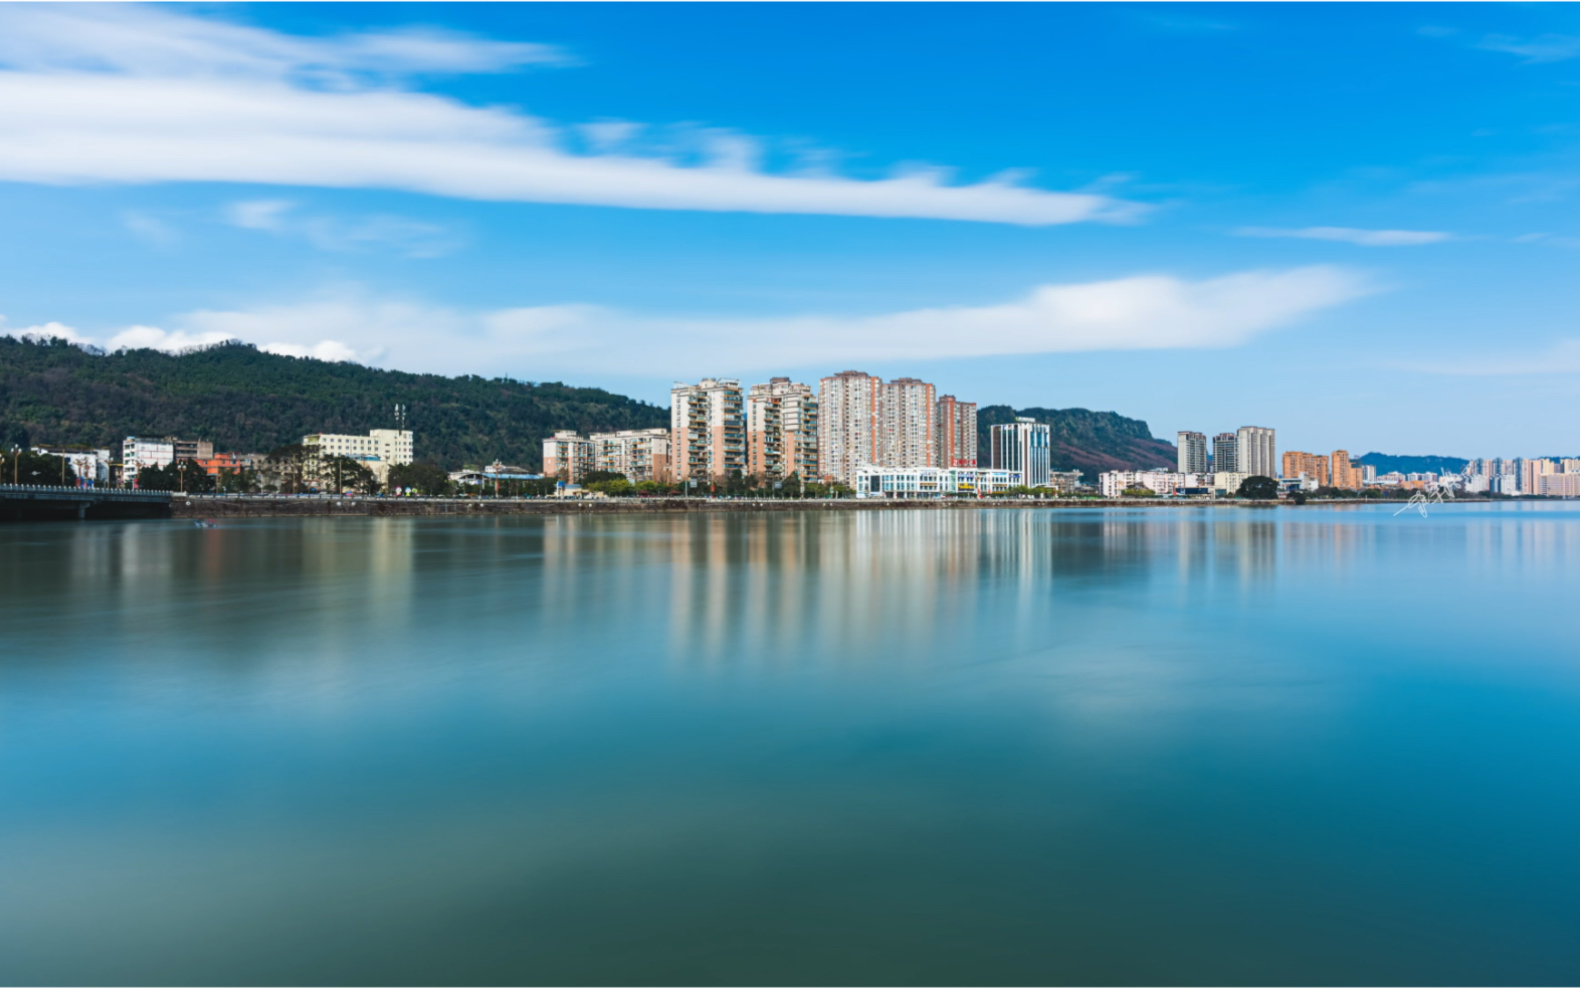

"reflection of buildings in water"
[1209, 514, 1278, 586]
[656, 510, 1076, 667]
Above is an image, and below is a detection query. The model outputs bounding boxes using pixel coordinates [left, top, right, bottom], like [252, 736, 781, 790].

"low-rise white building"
[1100, 470, 1207, 497]
[303, 429, 413, 483]
[1212, 471, 1250, 495]
[32, 447, 112, 485]
[854, 465, 1023, 499]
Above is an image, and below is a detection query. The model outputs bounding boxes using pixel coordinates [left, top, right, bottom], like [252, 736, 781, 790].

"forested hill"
[976, 405, 1177, 475]
[1353, 453, 1469, 475]
[0, 337, 667, 470]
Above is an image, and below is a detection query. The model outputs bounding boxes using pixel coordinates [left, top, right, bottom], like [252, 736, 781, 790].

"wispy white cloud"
[0, 315, 96, 347]
[105, 326, 236, 353]
[227, 198, 295, 231]
[120, 209, 178, 246]
[0, 5, 1141, 227]
[0, 4, 572, 83]
[13, 266, 1366, 377]
[1235, 226, 1452, 247]
[1411, 339, 1580, 376]
[1477, 33, 1580, 65]
[225, 199, 462, 257]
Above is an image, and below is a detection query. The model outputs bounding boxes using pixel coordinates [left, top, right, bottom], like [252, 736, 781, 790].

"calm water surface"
[2, 505, 1579, 985]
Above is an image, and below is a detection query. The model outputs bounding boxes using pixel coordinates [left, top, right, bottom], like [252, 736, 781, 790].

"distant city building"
[990, 417, 1052, 488]
[303, 429, 413, 484]
[1213, 432, 1238, 474]
[542, 430, 594, 483]
[1330, 450, 1362, 489]
[1494, 474, 1521, 495]
[197, 452, 256, 478]
[1177, 431, 1208, 474]
[1281, 451, 1330, 487]
[122, 436, 214, 485]
[671, 378, 745, 483]
[1362, 463, 1378, 483]
[854, 465, 1024, 499]
[31, 446, 111, 485]
[1213, 471, 1250, 494]
[1521, 457, 1556, 495]
[1563, 458, 1580, 474]
[818, 370, 881, 485]
[747, 378, 818, 481]
[1237, 425, 1276, 477]
[936, 395, 978, 468]
[1538, 473, 1580, 497]
[879, 377, 937, 470]
[1047, 470, 1084, 493]
[591, 428, 671, 483]
[1100, 470, 1204, 497]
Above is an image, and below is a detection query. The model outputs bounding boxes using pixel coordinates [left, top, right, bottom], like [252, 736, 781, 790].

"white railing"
[0, 484, 172, 497]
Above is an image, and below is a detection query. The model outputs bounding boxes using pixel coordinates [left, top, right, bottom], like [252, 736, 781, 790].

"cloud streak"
[6, 266, 1372, 376]
[1411, 339, 1580, 376]
[0, 6, 1141, 227]
[1235, 226, 1452, 247]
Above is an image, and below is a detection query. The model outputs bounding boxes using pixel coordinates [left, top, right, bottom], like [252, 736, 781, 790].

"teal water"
[2, 505, 1578, 985]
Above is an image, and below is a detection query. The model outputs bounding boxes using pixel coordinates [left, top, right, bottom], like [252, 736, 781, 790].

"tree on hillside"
[1237, 475, 1279, 500]
[321, 454, 380, 495]
[135, 459, 215, 493]
[388, 461, 451, 496]
[0, 336, 667, 471]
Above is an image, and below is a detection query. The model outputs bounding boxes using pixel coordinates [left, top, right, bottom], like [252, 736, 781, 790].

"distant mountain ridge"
[1353, 453, 1469, 475]
[0, 337, 667, 471]
[3, 336, 1179, 475]
[976, 405, 1177, 476]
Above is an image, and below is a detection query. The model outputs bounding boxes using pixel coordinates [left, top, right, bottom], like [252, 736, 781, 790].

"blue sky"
[2, 3, 1579, 455]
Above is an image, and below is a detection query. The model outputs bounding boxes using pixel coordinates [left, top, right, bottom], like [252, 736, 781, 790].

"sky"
[2, 2, 1579, 456]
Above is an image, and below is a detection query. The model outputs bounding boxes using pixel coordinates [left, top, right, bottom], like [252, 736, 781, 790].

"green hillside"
[3, 337, 1179, 476]
[0, 337, 666, 470]
[976, 405, 1177, 476]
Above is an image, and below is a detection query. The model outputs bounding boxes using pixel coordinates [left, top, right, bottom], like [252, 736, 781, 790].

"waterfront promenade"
[171, 493, 1354, 518]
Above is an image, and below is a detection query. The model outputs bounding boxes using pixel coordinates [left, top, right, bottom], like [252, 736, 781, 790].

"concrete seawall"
[172, 495, 1297, 518]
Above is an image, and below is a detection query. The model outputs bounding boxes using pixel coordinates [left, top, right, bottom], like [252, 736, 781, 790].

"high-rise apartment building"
[671, 378, 745, 483]
[1177, 431, 1208, 474]
[879, 377, 937, 470]
[936, 395, 978, 468]
[590, 428, 670, 483]
[991, 417, 1052, 488]
[1213, 432, 1238, 474]
[1522, 457, 1556, 495]
[746, 378, 818, 480]
[1237, 426, 1277, 478]
[1282, 451, 1330, 487]
[818, 370, 881, 485]
[542, 430, 594, 483]
[1330, 450, 1363, 489]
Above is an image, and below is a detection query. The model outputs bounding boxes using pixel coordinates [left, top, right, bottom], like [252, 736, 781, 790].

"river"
[2, 504, 1578, 984]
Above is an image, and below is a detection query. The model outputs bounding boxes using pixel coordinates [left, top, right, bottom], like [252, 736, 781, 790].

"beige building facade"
[936, 395, 978, 468]
[542, 430, 594, 483]
[671, 378, 745, 482]
[591, 428, 671, 483]
[747, 378, 818, 481]
[879, 377, 937, 470]
[818, 370, 881, 485]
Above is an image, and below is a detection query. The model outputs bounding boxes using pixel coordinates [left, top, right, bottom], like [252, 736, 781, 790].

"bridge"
[0, 484, 173, 522]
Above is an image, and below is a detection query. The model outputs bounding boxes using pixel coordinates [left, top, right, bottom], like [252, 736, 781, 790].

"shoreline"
[168, 494, 1503, 518]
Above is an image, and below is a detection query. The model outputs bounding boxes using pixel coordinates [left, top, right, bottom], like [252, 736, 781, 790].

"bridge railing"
[0, 484, 172, 498]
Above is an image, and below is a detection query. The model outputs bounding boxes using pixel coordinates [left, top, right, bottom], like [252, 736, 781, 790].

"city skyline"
[3, 4, 1580, 457]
